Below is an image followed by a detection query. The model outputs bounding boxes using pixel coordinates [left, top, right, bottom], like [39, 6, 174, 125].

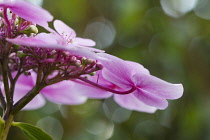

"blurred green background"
[6, 0, 210, 139]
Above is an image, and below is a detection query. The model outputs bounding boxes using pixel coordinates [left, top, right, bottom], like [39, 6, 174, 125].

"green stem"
[0, 89, 6, 112]
[1, 56, 11, 107]
[11, 85, 43, 115]
[0, 115, 14, 140]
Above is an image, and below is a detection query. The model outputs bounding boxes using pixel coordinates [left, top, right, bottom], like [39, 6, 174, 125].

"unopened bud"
[82, 57, 87, 66]
[17, 51, 27, 58]
[82, 57, 87, 61]
[24, 71, 31, 76]
[15, 18, 19, 25]
[70, 56, 77, 63]
[21, 25, 38, 34]
[89, 72, 96, 76]
[86, 58, 94, 64]
[96, 64, 103, 70]
[75, 60, 81, 67]
[52, 50, 57, 53]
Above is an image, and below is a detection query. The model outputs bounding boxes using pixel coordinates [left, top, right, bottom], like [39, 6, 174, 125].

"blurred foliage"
[5, 0, 210, 139]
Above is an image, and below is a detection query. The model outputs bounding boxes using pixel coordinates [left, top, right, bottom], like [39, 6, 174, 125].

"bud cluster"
[7, 45, 103, 85]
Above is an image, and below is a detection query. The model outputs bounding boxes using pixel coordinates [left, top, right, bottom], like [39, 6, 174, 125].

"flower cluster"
[0, 0, 183, 117]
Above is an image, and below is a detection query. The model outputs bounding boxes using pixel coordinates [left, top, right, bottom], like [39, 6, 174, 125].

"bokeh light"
[160, 0, 198, 17]
[194, 0, 210, 19]
[36, 116, 64, 140]
[84, 17, 116, 49]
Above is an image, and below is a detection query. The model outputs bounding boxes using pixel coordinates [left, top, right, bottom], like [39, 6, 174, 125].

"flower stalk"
[0, 115, 14, 140]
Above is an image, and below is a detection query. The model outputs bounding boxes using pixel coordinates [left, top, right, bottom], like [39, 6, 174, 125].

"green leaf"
[12, 122, 53, 140]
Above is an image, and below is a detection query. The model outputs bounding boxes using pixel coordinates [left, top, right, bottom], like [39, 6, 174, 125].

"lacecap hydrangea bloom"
[0, 0, 183, 139]
[0, 0, 183, 113]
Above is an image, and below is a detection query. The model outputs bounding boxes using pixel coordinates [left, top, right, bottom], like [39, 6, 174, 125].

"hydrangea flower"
[71, 53, 183, 113]
[0, 1, 184, 139]
[6, 19, 183, 113]
[0, 0, 183, 127]
[74, 72, 157, 113]
[99, 54, 183, 110]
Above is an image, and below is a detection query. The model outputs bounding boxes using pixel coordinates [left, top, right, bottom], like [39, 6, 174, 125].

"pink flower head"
[98, 53, 183, 111]
[0, 0, 53, 27]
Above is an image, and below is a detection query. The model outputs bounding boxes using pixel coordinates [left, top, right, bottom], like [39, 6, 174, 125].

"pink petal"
[74, 37, 96, 46]
[7, 33, 62, 48]
[89, 71, 115, 88]
[99, 54, 136, 88]
[1, 78, 45, 111]
[41, 80, 87, 105]
[74, 38, 105, 53]
[133, 88, 168, 109]
[54, 20, 76, 38]
[98, 55, 151, 88]
[7, 33, 106, 60]
[20, 94, 46, 110]
[114, 94, 157, 113]
[66, 47, 107, 60]
[10, 74, 45, 110]
[77, 46, 105, 53]
[0, 1, 53, 27]
[72, 71, 114, 98]
[17, 94, 46, 110]
[132, 73, 183, 100]
[125, 61, 150, 75]
[14, 74, 34, 87]
[72, 81, 113, 99]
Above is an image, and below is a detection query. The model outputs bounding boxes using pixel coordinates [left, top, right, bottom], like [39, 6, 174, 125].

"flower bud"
[21, 25, 38, 35]
[96, 64, 103, 70]
[14, 16, 19, 25]
[89, 72, 96, 76]
[81, 57, 87, 66]
[70, 56, 77, 63]
[17, 51, 27, 58]
[75, 60, 81, 67]
[85, 58, 94, 64]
